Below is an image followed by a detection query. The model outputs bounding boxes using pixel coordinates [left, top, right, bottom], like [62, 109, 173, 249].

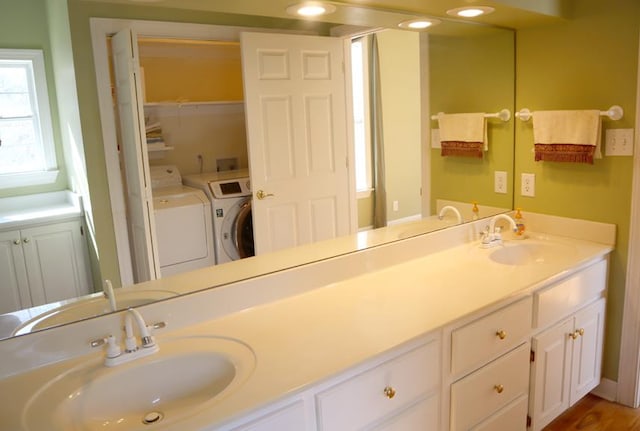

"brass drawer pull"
[383, 386, 396, 399]
[494, 384, 504, 394]
[496, 330, 507, 340]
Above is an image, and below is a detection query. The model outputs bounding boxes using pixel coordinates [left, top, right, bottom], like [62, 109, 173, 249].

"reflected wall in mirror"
[0, 1, 514, 341]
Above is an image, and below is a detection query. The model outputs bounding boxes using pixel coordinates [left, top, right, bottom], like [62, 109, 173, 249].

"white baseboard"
[591, 378, 617, 402]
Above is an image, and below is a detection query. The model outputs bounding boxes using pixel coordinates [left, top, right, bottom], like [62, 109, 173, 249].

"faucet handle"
[90, 335, 122, 359]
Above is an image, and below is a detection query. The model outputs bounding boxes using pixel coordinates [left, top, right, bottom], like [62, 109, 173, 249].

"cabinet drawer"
[316, 339, 440, 430]
[230, 400, 308, 430]
[450, 342, 530, 431]
[535, 260, 606, 329]
[451, 297, 532, 376]
[471, 395, 528, 431]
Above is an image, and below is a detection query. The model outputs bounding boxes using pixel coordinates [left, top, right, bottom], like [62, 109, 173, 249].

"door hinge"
[527, 415, 532, 427]
[530, 350, 535, 362]
[80, 225, 84, 236]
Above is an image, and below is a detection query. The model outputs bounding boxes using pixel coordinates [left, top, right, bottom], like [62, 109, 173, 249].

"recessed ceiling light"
[446, 6, 495, 18]
[398, 18, 441, 30]
[286, 2, 337, 17]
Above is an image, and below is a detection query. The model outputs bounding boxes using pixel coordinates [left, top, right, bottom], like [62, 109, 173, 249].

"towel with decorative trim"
[437, 113, 486, 158]
[532, 110, 601, 164]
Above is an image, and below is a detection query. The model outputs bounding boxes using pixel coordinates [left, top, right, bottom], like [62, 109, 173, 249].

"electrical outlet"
[494, 171, 507, 194]
[521, 173, 535, 197]
[392, 200, 399, 212]
[605, 128, 634, 156]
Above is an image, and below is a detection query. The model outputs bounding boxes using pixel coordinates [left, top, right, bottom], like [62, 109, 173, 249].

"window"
[350, 38, 372, 196]
[0, 49, 57, 188]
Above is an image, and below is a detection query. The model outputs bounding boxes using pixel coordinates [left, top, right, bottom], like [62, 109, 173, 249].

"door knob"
[256, 190, 274, 200]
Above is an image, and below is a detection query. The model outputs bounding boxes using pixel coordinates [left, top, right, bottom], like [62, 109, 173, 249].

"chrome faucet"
[91, 308, 163, 367]
[438, 205, 463, 225]
[481, 214, 518, 248]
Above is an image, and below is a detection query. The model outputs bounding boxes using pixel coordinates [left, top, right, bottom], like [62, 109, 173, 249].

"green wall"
[378, 30, 422, 223]
[515, 0, 640, 381]
[429, 29, 515, 213]
[0, 0, 67, 197]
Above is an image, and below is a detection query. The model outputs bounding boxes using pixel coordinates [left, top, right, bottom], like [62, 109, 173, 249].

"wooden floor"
[543, 394, 640, 430]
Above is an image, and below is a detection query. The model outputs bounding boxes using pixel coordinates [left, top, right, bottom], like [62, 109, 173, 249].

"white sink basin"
[22, 336, 255, 431]
[489, 241, 577, 266]
[13, 289, 179, 335]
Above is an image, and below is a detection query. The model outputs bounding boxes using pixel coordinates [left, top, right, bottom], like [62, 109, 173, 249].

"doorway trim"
[616, 32, 640, 407]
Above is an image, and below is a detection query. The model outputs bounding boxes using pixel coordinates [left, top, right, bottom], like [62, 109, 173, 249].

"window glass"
[0, 50, 57, 187]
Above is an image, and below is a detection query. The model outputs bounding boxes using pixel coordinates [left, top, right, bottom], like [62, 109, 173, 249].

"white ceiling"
[88, 0, 571, 32]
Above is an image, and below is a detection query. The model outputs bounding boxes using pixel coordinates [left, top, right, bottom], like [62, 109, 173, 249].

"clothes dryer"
[183, 170, 254, 264]
[149, 165, 215, 275]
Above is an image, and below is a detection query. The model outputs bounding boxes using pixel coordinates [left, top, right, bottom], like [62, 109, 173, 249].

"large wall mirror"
[0, 0, 514, 341]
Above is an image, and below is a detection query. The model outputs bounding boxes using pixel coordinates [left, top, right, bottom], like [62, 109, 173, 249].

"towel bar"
[430, 108, 511, 122]
[515, 105, 623, 122]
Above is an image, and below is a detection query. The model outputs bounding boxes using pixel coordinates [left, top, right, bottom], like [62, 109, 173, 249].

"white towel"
[437, 113, 487, 158]
[532, 110, 602, 163]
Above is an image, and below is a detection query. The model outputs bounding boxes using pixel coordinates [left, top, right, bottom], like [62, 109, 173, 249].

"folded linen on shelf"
[532, 110, 601, 164]
[437, 113, 487, 158]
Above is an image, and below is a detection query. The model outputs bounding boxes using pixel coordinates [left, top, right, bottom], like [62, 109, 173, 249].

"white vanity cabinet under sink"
[223, 334, 441, 431]
[0, 219, 92, 313]
[529, 260, 607, 431]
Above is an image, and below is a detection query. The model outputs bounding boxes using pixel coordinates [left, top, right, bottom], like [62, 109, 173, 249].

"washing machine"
[183, 170, 254, 264]
[149, 165, 215, 276]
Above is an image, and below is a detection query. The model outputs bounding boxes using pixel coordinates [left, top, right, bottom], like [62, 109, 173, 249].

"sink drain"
[142, 411, 164, 425]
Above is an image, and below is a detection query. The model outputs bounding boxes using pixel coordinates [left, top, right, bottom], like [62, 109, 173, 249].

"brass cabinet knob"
[577, 328, 585, 336]
[569, 331, 579, 340]
[13, 239, 20, 245]
[383, 386, 396, 399]
[23, 238, 29, 243]
[494, 384, 504, 394]
[256, 190, 274, 200]
[496, 330, 507, 340]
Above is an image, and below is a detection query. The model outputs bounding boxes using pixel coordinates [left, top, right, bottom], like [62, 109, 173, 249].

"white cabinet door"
[21, 221, 91, 306]
[570, 298, 605, 405]
[0, 230, 29, 313]
[530, 298, 606, 431]
[529, 318, 573, 431]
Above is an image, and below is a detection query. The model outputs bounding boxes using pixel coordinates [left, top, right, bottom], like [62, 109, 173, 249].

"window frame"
[0, 48, 58, 189]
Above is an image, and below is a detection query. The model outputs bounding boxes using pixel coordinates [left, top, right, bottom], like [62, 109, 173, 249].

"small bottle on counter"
[471, 201, 479, 220]
[514, 208, 526, 238]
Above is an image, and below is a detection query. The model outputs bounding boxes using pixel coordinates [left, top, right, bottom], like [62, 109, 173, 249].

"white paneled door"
[111, 28, 160, 282]
[241, 32, 354, 255]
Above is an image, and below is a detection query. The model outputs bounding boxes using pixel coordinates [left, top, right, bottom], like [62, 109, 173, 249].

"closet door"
[241, 32, 354, 255]
[111, 28, 160, 282]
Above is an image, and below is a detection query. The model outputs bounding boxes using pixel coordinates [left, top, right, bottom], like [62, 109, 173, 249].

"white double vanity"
[0, 212, 614, 431]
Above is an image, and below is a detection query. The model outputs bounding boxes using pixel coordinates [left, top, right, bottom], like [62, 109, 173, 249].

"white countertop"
[0, 190, 83, 230]
[0, 220, 614, 430]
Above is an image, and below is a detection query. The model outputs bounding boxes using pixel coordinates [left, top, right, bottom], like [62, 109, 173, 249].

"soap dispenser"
[471, 201, 479, 220]
[514, 208, 526, 237]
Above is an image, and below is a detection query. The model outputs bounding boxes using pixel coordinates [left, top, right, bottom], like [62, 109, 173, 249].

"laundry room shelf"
[147, 145, 174, 152]
[144, 100, 244, 108]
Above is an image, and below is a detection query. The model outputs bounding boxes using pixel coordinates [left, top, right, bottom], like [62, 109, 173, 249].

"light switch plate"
[605, 128, 634, 156]
[521, 173, 535, 197]
[494, 171, 507, 194]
